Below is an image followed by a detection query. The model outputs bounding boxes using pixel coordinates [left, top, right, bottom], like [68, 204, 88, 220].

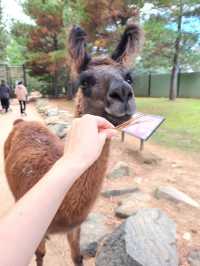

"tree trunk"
[52, 72, 59, 97]
[169, 0, 183, 101]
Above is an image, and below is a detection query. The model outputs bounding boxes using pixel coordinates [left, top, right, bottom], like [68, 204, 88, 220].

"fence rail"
[0, 64, 26, 89]
[1, 64, 200, 98]
[134, 72, 200, 98]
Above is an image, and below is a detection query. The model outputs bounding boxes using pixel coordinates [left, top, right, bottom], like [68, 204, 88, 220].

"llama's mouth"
[104, 113, 133, 127]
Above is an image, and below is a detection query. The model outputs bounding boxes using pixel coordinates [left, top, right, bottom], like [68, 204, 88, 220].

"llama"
[4, 24, 143, 266]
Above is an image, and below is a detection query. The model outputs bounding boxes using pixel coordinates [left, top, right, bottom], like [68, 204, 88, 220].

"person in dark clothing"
[0, 80, 10, 113]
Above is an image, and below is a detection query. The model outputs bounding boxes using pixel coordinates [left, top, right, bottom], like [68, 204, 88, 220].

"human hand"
[63, 114, 116, 171]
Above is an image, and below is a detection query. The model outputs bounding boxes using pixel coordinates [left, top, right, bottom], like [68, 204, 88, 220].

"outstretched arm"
[0, 115, 115, 266]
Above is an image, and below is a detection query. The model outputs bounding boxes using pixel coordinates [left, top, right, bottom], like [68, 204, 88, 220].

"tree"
[169, 0, 183, 100]
[145, 0, 198, 100]
[135, 0, 200, 100]
[0, 0, 8, 63]
[6, 22, 31, 65]
[22, 0, 68, 96]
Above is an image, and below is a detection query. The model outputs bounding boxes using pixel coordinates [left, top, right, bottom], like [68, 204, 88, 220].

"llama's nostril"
[109, 92, 123, 102]
[128, 92, 133, 99]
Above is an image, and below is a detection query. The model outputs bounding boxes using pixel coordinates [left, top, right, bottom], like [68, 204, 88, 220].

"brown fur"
[4, 118, 110, 266]
[5, 119, 110, 229]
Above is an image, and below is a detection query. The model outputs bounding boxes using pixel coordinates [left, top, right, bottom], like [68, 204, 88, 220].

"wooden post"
[140, 139, 144, 151]
[121, 131, 125, 142]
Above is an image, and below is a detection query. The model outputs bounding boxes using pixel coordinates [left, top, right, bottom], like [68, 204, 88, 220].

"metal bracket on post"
[140, 139, 144, 151]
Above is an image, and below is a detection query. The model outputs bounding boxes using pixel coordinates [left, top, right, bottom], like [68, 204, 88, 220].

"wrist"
[56, 156, 88, 179]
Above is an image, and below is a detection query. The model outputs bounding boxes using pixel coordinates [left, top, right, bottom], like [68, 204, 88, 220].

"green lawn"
[135, 98, 200, 153]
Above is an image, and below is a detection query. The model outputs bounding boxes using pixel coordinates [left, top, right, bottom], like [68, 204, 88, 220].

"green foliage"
[138, 18, 176, 72]
[20, 0, 69, 95]
[6, 39, 26, 65]
[0, 0, 8, 63]
[136, 1, 200, 73]
[26, 73, 50, 94]
[63, 0, 87, 25]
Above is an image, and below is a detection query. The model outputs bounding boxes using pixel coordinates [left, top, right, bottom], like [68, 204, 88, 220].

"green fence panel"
[150, 74, 171, 97]
[179, 72, 200, 98]
[134, 74, 149, 96]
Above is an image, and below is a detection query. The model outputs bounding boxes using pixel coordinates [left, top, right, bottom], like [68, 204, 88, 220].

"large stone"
[48, 123, 68, 138]
[96, 209, 179, 266]
[45, 116, 61, 125]
[155, 186, 200, 208]
[46, 108, 59, 117]
[115, 192, 151, 218]
[101, 188, 139, 198]
[80, 213, 111, 258]
[188, 250, 200, 266]
[107, 161, 133, 179]
[45, 116, 70, 126]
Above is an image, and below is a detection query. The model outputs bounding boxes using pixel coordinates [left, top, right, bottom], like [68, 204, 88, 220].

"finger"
[82, 114, 114, 129]
[94, 116, 114, 129]
[100, 128, 117, 139]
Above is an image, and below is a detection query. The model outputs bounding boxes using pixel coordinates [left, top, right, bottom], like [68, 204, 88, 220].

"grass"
[135, 98, 200, 153]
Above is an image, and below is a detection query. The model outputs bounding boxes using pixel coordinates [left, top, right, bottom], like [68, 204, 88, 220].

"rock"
[37, 103, 50, 114]
[188, 250, 200, 266]
[101, 188, 139, 198]
[115, 192, 151, 218]
[107, 161, 133, 179]
[134, 176, 143, 184]
[45, 116, 70, 126]
[46, 107, 59, 117]
[36, 98, 49, 107]
[45, 116, 61, 125]
[141, 151, 162, 165]
[80, 213, 111, 258]
[182, 232, 192, 241]
[28, 91, 42, 102]
[155, 186, 200, 208]
[48, 123, 68, 138]
[96, 209, 178, 266]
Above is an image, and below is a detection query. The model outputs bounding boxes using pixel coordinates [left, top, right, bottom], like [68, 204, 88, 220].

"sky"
[2, 0, 32, 29]
[2, 0, 200, 36]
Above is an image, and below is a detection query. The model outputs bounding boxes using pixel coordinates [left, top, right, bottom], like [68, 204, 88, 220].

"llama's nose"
[108, 81, 133, 103]
[105, 80, 136, 118]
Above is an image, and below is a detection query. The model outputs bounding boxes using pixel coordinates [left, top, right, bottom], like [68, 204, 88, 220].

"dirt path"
[0, 101, 79, 266]
[0, 100, 199, 266]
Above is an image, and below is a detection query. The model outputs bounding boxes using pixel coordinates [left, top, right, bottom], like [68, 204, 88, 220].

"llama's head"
[69, 24, 143, 126]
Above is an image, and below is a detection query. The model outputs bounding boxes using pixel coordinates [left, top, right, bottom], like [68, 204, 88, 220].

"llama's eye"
[79, 74, 96, 97]
[125, 73, 133, 84]
[80, 75, 96, 88]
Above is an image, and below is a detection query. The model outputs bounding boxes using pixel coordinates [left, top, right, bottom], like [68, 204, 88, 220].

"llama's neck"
[74, 89, 86, 117]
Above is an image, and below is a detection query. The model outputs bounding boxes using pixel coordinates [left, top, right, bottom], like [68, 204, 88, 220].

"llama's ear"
[68, 26, 91, 74]
[111, 24, 143, 66]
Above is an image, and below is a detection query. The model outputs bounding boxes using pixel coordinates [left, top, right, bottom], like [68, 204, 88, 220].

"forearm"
[0, 158, 84, 266]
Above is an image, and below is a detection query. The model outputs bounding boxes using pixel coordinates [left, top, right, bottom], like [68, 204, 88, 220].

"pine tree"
[23, 0, 68, 96]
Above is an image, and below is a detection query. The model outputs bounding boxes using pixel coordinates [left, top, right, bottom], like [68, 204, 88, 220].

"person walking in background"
[0, 80, 10, 113]
[15, 81, 28, 115]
